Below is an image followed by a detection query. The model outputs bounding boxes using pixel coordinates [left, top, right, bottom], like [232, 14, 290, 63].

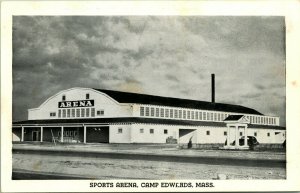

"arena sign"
[58, 100, 94, 108]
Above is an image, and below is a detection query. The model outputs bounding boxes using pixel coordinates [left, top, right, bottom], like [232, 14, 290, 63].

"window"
[214, 113, 217, 121]
[224, 131, 227, 136]
[50, 112, 56, 117]
[174, 109, 178, 118]
[76, 109, 80, 117]
[150, 108, 154, 117]
[118, 128, 123, 134]
[170, 109, 173, 118]
[67, 109, 70, 117]
[86, 93, 90, 99]
[160, 108, 164, 117]
[140, 128, 144, 133]
[150, 129, 154, 134]
[218, 113, 221, 121]
[199, 112, 202, 120]
[240, 132, 243, 136]
[206, 130, 210, 135]
[86, 108, 90, 117]
[62, 95, 66, 101]
[267, 132, 270, 137]
[191, 111, 194, 120]
[195, 112, 198, 120]
[97, 110, 104, 116]
[140, 107, 145, 116]
[179, 110, 182, 118]
[62, 109, 66, 118]
[155, 108, 159, 117]
[91, 108, 95, 117]
[207, 112, 210, 120]
[72, 109, 75, 117]
[58, 110, 61, 118]
[164, 129, 168, 134]
[203, 112, 206, 120]
[187, 111, 190, 119]
[81, 108, 85, 117]
[254, 132, 257, 137]
[165, 109, 169, 118]
[145, 107, 150, 116]
[183, 110, 186, 119]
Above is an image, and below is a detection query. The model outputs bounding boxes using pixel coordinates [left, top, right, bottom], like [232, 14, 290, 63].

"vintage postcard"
[1, 1, 300, 192]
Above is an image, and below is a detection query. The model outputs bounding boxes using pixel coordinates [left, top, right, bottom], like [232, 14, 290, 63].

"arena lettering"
[58, 100, 94, 108]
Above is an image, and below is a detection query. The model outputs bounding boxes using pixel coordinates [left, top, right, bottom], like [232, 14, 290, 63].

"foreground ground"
[12, 143, 286, 180]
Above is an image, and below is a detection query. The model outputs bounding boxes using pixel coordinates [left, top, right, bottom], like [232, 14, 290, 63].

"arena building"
[12, 76, 286, 149]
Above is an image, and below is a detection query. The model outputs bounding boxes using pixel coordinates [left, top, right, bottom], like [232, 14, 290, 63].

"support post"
[83, 125, 86, 144]
[21, 127, 24, 142]
[226, 125, 230, 147]
[41, 127, 43, 142]
[61, 127, 64, 143]
[235, 125, 239, 148]
[244, 125, 248, 147]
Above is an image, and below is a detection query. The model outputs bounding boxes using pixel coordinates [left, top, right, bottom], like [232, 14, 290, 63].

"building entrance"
[32, 131, 40, 141]
[86, 126, 109, 143]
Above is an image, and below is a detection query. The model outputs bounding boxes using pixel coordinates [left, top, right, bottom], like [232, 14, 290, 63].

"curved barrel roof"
[93, 89, 263, 115]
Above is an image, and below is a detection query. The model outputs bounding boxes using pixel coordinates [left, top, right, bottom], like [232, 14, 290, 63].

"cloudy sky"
[13, 16, 286, 125]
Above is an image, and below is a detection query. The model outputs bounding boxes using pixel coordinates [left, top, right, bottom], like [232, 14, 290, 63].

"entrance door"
[32, 131, 40, 141]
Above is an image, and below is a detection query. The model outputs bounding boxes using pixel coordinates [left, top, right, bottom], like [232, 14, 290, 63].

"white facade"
[13, 87, 285, 147]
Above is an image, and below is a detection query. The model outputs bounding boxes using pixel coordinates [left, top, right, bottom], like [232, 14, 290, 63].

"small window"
[62, 95, 66, 101]
[118, 128, 123, 134]
[67, 109, 70, 117]
[62, 109, 66, 118]
[267, 132, 270, 137]
[86, 108, 90, 117]
[199, 112, 202, 120]
[140, 128, 144, 133]
[164, 129, 168, 134]
[183, 110, 186, 119]
[160, 108, 164, 117]
[145, 107, 150, 116]
[254, 132, 257, 137]
[150, 129, 154, 134]
[97, 110, 104, 116]
[150, 108, 154, 117]
[50, 112, 56, 117]
[170, 109, 173, 118]
[86, 93, 90, 99]
[81, 108, 85, 117]
[76, 109, 80, 117]
[179, 110, 182, 118]
[206, 130, 210, 135]
[91, 108, 95, 117]
[71, 109, 75, 117]
[140, 107, 145, 116]
[155, 108, 159, 117]
[58, 110, 61, 118]
[174, 110, 178, 118]
[240, 132, 243, 136]
[224, 131, 227, 136]
[165, 109, 169, 118]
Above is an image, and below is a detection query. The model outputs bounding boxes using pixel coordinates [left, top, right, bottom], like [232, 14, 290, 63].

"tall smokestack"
[211, 74, 215, 103]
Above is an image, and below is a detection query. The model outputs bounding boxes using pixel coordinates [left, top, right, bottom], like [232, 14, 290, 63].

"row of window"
[54, 108, 104, 118]
[140, 106, 277, 125]
[116, 128, 273, 137]
[62, 93, 90, 101]
[117, 128, 168, 134]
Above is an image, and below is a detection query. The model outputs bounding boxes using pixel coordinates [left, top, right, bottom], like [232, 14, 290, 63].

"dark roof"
[12, 117, 285, 130]
[223, 115, 244, 121]
[93, 89, 263, 115]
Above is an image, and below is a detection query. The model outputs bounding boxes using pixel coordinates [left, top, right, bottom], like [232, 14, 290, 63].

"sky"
[12, 16, 286, 126]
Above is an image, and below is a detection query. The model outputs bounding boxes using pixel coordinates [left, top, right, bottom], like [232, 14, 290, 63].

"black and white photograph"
[11, 15, 286, 180]
[2, 1, 300, 192]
